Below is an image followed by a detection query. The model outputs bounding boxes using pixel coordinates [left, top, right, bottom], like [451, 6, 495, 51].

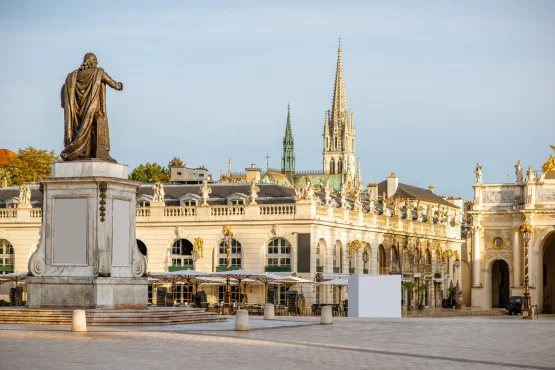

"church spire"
[282, 103, 295, 174]
[331, 38, 347, 122]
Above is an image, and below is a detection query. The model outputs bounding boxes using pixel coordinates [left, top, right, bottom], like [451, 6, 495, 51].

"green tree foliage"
[130, 162, 170, 183]
[167, 156, 184, 168]
[1, 147, 60, 186]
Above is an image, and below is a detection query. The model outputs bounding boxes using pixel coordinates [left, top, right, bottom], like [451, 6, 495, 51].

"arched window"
[218, 239, 242, 271]
[378, 245, 387, 274]
[0, 240, 14, 275]
[266, 238, 291, 272]
[334, 241, 342, 273]
[316, 239, 326, 272]
[137, 240, 147, 257]
[334, 137, 338, 150]
[170, 239, 194, 271]
[330, 158, 335, 174]
[338, 160, 343, 174]
[391, 246, 399, 272]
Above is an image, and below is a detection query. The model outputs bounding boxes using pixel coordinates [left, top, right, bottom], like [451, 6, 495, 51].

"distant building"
[468, 150, 555, 313]
[170, 165, 211, 184]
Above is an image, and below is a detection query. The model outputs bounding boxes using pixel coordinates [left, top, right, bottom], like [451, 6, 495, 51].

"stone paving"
[1, 315, 554, 369]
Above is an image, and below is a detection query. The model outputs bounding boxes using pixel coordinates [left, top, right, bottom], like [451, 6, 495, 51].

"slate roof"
[376, 181, 458, 208]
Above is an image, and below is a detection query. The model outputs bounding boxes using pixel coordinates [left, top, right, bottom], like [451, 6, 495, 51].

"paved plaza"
[1, 316, 554, 369]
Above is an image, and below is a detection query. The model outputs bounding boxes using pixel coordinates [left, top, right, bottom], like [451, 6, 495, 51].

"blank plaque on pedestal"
[112, 199, 131, 266]
[53, 198, 87, 265]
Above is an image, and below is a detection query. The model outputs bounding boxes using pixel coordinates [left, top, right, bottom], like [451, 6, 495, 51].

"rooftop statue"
[474, 163, 483, 184]
[60, 53, 123, 162]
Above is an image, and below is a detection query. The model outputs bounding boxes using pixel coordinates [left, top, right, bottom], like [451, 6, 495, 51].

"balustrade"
[333, 208, 343, 218]
[136, 207, 150, 217]
[211, 205, 244, 216]
[30, 209, 42, 218]
[0, 209, 17, 218]
[259, 204, 295, 216]
[348, 211, 358, 222]
[164, 206, 196, 217]
[316, 206, 328, 216]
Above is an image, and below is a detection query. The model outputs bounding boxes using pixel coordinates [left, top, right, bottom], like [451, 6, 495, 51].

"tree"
[1, 147, 60, 186]
[130, 162, 169, 183]
[167, 157, 184, 169]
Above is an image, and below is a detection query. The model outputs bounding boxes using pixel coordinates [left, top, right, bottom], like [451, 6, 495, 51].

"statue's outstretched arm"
[101, 70, 124, 91]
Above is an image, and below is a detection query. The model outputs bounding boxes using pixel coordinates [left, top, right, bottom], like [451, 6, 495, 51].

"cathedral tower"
[323, 40, 356, 178]
[281, 103, 295, 175]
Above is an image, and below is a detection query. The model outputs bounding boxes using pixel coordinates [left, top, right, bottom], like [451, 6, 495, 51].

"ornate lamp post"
[520, 222, 532, 319]
[362, 248, 369, 274]
[223, 225, 233, 312]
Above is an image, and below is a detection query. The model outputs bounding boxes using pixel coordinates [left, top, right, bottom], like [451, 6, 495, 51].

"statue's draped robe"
[60, 67, 119, 161]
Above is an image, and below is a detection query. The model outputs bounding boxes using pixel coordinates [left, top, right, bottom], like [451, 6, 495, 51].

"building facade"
[0, 173, 463, 308]
[469, 151, 555, 313]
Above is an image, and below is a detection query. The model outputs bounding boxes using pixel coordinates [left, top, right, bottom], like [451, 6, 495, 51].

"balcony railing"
[164, 206, 196, 217]
[265, 265, 292, 273]
[260, 204, 295, 216]
[333, 267, 340, 273]
[363, 268, 369, 274]
[0, 209, 16, 218]
[349, 268, 356, 274]
[316, 266, 324, 272]
[211, 205, 244, 216]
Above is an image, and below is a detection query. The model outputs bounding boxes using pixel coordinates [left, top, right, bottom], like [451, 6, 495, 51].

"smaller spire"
[227, 158, 232, 177]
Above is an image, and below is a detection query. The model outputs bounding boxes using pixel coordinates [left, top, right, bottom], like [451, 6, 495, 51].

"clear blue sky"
[1, 0, 554, 200]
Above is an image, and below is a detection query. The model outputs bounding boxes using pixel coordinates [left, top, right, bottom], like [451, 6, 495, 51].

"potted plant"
[416, 284, 426, 310]
[445, 281, 457, 308]
[402, 282, 416, 310]
[454, 281, 463, 309]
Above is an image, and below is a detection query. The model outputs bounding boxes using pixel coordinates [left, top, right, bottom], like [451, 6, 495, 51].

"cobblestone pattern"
[1, 317, 554, 369]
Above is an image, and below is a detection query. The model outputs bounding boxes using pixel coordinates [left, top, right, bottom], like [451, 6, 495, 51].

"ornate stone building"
[468, 150, 555, 313]
[0, 175, 462, 307]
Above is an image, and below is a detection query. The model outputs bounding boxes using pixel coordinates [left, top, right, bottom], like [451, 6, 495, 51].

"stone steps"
[0, 308, 227, 326]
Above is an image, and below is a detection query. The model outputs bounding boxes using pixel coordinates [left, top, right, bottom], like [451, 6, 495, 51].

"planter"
[418, 305, 425, 310]
[455, 301, 462, 309]
[442, 299, 449, 308]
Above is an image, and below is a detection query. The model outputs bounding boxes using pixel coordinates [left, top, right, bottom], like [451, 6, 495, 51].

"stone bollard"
[71, 310, 87, 332]
[235, 309, 249, 331]
[320, 306, 333, 325]
[264, 303, 275, 320]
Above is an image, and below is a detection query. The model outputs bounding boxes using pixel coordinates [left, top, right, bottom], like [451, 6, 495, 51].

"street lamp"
[223, 225, 233, 313]
[362, 248, 369, 274]
[520, 222, 532, 319]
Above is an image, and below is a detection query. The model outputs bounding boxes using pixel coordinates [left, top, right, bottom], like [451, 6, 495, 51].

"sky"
[1, 0, 554, 201]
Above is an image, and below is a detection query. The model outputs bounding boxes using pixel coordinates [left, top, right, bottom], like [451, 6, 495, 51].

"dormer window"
[231, 199, 244, 206]
[182, 200, 197, 207]
[179, 193, 201, 207]
[226, 193, 248, 206]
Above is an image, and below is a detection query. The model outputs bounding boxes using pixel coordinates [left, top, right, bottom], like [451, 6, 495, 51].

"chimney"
[428, 184, 435, 194]
[447, 196, 463, 209]
[1, 177, 6, 188]
[245, 164, 261, 183]
[386, 172, 398, 198]
[367, 182, 378, 201]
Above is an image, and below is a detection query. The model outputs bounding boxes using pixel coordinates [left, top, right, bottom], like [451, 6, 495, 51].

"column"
[512, 227, 521, 287]
[472, 226, 482, 287]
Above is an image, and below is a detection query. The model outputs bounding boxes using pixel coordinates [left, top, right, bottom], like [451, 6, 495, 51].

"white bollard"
[71, 310, 87, 332]
[320, 306, 333, 325]
[264, 303, 275, 320]
[235, 309, 249, 331]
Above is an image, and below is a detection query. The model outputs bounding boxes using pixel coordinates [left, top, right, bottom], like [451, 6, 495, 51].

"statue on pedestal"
[322, 179, 332, 205]
[18, 184, 31, 205]
[199, 180, 212, 206]
[152, 182, 165, 203]
[526, 166, 536, 183]
[475, 163, 483, 184]
[60, 53, 123, 162]
[340, 183, 348, 209]
[514, 160, 523, 183]
[248, 179, 260, 204]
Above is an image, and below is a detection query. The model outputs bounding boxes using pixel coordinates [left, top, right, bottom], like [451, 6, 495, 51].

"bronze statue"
[60, 53, 123, 162]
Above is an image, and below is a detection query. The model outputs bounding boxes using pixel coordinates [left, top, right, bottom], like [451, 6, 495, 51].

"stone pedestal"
[26, 161, 147, 309]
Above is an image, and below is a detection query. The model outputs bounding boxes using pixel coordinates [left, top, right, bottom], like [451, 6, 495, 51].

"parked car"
[507, 296, 523, 315]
